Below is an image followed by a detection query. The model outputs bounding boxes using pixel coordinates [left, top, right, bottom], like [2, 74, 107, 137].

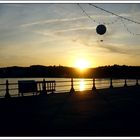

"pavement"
[0, 86, 140, 136]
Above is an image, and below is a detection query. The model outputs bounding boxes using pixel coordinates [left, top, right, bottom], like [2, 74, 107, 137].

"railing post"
[70, 78, 75, 94]
[5, 80, 11, 98]
[110, 78, 113, 88]
[136, 79, 139, 86]
[92, 78, 96, 92]
[124, 79, 127, 87]
[41, 79, 47, 95]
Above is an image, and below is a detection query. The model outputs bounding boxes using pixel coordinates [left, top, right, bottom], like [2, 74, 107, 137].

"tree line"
[0, 64, 140, 78]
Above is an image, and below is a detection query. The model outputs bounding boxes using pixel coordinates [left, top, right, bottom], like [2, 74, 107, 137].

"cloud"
[98, 43, 140, 56]
[20, 16, 88, 28]
[20, 13, 121, 28]
[30, 25, 96, 46]
[55, 26, 95, 33]
[98, 43, 127, 54]
[0, 3, 140, 67]
[76, 35, 140, 56]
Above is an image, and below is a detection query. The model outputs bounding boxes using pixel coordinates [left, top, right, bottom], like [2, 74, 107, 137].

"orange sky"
[0, 3, 140, 68]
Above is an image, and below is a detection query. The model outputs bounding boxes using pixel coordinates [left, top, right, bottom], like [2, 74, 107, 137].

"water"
[0, 78, 138, 97]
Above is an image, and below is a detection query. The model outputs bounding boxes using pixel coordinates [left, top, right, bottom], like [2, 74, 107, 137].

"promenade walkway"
[1, 86, 140, 136]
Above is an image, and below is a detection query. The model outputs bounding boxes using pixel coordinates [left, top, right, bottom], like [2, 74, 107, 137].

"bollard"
[136, 79, 139, 86]
[5, 80, 11, 98]
[70, 78, 75, 94]
[124, 79, 127, 87]
[92, 78, 96, 92]
[110, 78, 113, 88]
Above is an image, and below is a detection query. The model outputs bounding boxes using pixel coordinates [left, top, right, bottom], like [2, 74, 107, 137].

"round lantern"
[96, 24, 107, 35]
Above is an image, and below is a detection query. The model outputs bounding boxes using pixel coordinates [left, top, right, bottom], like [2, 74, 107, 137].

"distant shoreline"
[0, 64, 140, 78]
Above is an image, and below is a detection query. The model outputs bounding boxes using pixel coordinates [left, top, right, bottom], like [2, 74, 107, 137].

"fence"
[0, 78, 139, 98]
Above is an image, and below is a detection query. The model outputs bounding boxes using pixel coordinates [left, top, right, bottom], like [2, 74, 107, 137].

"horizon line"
[1, 64, 140, 69]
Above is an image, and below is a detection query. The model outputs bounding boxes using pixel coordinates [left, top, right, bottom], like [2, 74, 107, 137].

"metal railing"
[0, 78, 139, 98]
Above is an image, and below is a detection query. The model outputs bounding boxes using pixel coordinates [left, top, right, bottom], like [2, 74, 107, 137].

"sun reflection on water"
[79, 79, 85, 91]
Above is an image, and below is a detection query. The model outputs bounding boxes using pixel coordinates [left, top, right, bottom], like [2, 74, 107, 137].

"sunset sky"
[0, 3, 140, 68]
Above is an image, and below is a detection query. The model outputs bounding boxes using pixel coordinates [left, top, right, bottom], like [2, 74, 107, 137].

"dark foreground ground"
[1, 86, 140, 137]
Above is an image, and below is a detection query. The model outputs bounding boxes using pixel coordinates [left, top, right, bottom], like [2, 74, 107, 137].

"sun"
[75, 59, 90, 70]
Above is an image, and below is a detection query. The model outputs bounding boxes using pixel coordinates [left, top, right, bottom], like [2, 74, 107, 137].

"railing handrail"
[0, 78, 139, 98]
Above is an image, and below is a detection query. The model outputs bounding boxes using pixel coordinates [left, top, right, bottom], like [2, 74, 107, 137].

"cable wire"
[77, 4, 97, 23]
[77, 3, 120, 25]
[88, 3, 140, 35]
[89, 3, 140, 25]
[121, 19, 140, 35]
[77, 3, 140, 36]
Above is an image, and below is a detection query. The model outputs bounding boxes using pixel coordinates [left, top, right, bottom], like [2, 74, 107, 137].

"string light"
[89, 4, 140, 25]
[121, 19, 140, 36]
[77, 4, 120, 25]
[77, 4, 97, 23]
[77, 3, 140, 36]
[89, 4, 140, 35]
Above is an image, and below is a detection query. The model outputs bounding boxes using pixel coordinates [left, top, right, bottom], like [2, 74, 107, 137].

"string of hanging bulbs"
[77, 4, 120, 25]
[77, 3, 140, 36]
[89, 4, 140, 25]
